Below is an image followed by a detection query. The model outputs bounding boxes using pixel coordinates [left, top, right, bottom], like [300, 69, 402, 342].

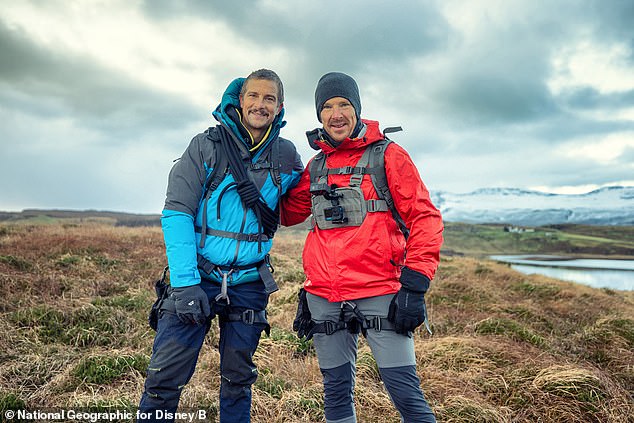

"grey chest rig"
[308, 129, 409, 237]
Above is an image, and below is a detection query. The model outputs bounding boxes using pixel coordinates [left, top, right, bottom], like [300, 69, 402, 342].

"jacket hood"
[212, 77, 287, 147]
[307, 119, 384, 154]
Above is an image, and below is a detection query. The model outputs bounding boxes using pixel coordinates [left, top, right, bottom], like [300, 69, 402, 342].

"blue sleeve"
[162, 209, 200, 287]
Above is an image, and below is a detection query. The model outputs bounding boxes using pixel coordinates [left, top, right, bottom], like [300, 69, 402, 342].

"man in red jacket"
[281, 72, 442, 423]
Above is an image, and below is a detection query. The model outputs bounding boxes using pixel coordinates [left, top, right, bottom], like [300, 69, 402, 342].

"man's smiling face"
[239, 78, 282, 137]
[320, 97, 357, 143]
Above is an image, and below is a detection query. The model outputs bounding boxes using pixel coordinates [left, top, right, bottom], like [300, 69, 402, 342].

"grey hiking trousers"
[307, 293, 436, 423]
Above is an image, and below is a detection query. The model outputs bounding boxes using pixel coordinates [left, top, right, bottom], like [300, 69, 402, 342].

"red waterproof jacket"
[281, 119, 443, 302]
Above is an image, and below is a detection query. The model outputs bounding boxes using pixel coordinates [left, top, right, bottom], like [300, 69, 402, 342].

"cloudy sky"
[1, 0, 633, 214]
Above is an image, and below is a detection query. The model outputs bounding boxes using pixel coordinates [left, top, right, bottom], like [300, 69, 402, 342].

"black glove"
[172, 285, 211, 325]
[293, 288, 315, 340]
[388, 267, 430, 335]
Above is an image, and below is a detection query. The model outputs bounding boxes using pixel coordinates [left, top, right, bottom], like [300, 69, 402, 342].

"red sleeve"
[280, 160, 313, 226]
[384, 143, 444, 280]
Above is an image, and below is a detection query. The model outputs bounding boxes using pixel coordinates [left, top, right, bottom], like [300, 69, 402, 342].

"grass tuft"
[72, 354, 149, 385]
[511, 280, 561, 298]
[267, 326, 315, 356]
[532, 366, 606, 404]
[475, 317, 546, 347]
[436, 395, 509, 422]
[0, 393, 26, 412]
[0, 254, 33, 271]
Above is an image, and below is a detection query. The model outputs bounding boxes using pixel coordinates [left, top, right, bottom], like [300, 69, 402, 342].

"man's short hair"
[241, 69, 284, 105]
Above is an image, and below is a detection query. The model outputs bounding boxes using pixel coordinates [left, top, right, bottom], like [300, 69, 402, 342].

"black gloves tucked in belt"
[388, 266, 430, 335]
[293, 288, 315, 340]
[172, 284, 211, 325]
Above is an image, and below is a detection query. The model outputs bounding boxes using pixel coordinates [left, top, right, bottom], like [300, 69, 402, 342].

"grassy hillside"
[0, 222, 633, 422]
[442, 222, 634, 258]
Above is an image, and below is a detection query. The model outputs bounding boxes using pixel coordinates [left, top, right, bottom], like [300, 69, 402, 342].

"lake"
[490, 255, 634, 291]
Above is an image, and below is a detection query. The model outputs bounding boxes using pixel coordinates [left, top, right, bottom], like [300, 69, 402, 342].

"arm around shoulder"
[280, 160, 313, 227]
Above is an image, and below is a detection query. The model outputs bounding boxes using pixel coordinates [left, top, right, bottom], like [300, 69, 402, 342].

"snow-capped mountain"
[431, 186, 634, 226]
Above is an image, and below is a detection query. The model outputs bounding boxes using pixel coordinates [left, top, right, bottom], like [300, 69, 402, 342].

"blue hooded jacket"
[161, 78, 303, 287]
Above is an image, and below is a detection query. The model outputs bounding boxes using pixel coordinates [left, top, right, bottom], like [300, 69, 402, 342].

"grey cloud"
[0, 20, 202, 140]
[434, 73, 558, 124]
[590, 0, 634, 57]
[141, 1, 450, 82]
[559, 87, 634, 110]
[531, 113, 634, 143]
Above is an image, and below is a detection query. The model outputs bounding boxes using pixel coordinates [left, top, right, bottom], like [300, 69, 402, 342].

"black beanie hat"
[314, 72, 361, 122]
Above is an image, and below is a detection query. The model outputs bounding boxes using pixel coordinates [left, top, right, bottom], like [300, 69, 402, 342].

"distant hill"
[432, 186, 634, 226]
[3, 185, 633, 228]
[0, 209, 161, 227]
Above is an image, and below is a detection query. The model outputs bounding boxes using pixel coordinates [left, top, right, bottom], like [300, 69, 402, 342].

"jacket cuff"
[400, 266, 430, 293]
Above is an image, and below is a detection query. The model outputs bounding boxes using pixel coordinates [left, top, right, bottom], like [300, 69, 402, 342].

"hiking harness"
[308, 127, 409, 238]
[195, 123, 282, 297]
[149, 266, 271, 335]
[294, 288, 405, 340]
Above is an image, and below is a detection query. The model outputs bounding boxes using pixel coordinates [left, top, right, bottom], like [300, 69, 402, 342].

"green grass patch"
[91, 255, 119, 270]
[0, 254, 33, 271]
[277, 268, 306, 283]
[56, 254, 81, 267]
[605, 318, 634, 345]
[10, 305, 138, 347]
[474, 264, 493, 275]
[267, 327, 314, 356]
[533, 366, 607, 404]
[92, 294, 149, 311]
[511, 280, 561, 298]
[475, 317, 546, 347]
[581, 318, 634, 364]
[255, 368, 291, 399]
[284, 388, 324, 420]
[73, 354, 149, 384]
[0, 392, 26, 412]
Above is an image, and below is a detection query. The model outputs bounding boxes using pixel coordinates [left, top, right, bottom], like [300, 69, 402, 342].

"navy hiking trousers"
[138, 280, 269, 423]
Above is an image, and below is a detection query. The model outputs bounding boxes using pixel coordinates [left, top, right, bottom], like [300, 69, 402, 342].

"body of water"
[490, 255, 634, 291]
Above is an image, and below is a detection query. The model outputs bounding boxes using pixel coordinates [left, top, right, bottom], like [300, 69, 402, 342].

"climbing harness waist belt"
[159, 294, 270, 335]
[196, 254, 278, 296]
[309, 300, 403, 338]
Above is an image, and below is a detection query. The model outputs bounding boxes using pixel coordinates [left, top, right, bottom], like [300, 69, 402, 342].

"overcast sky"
[1, 0, 633, 214]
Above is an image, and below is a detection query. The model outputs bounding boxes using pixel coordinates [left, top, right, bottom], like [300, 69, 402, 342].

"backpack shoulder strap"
[308, 151, 329, 194]
[368, 138, 410, 239]
[269, 138, 282, 189]
[202, 131, 229, 200]
[269, 139, 282, 212]
[199, 130, 230, 248]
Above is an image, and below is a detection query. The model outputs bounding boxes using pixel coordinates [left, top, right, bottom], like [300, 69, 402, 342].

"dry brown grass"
[1, 223, 633, 422]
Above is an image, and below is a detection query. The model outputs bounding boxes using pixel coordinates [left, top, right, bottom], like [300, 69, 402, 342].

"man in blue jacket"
[138, 69, 303, 423]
